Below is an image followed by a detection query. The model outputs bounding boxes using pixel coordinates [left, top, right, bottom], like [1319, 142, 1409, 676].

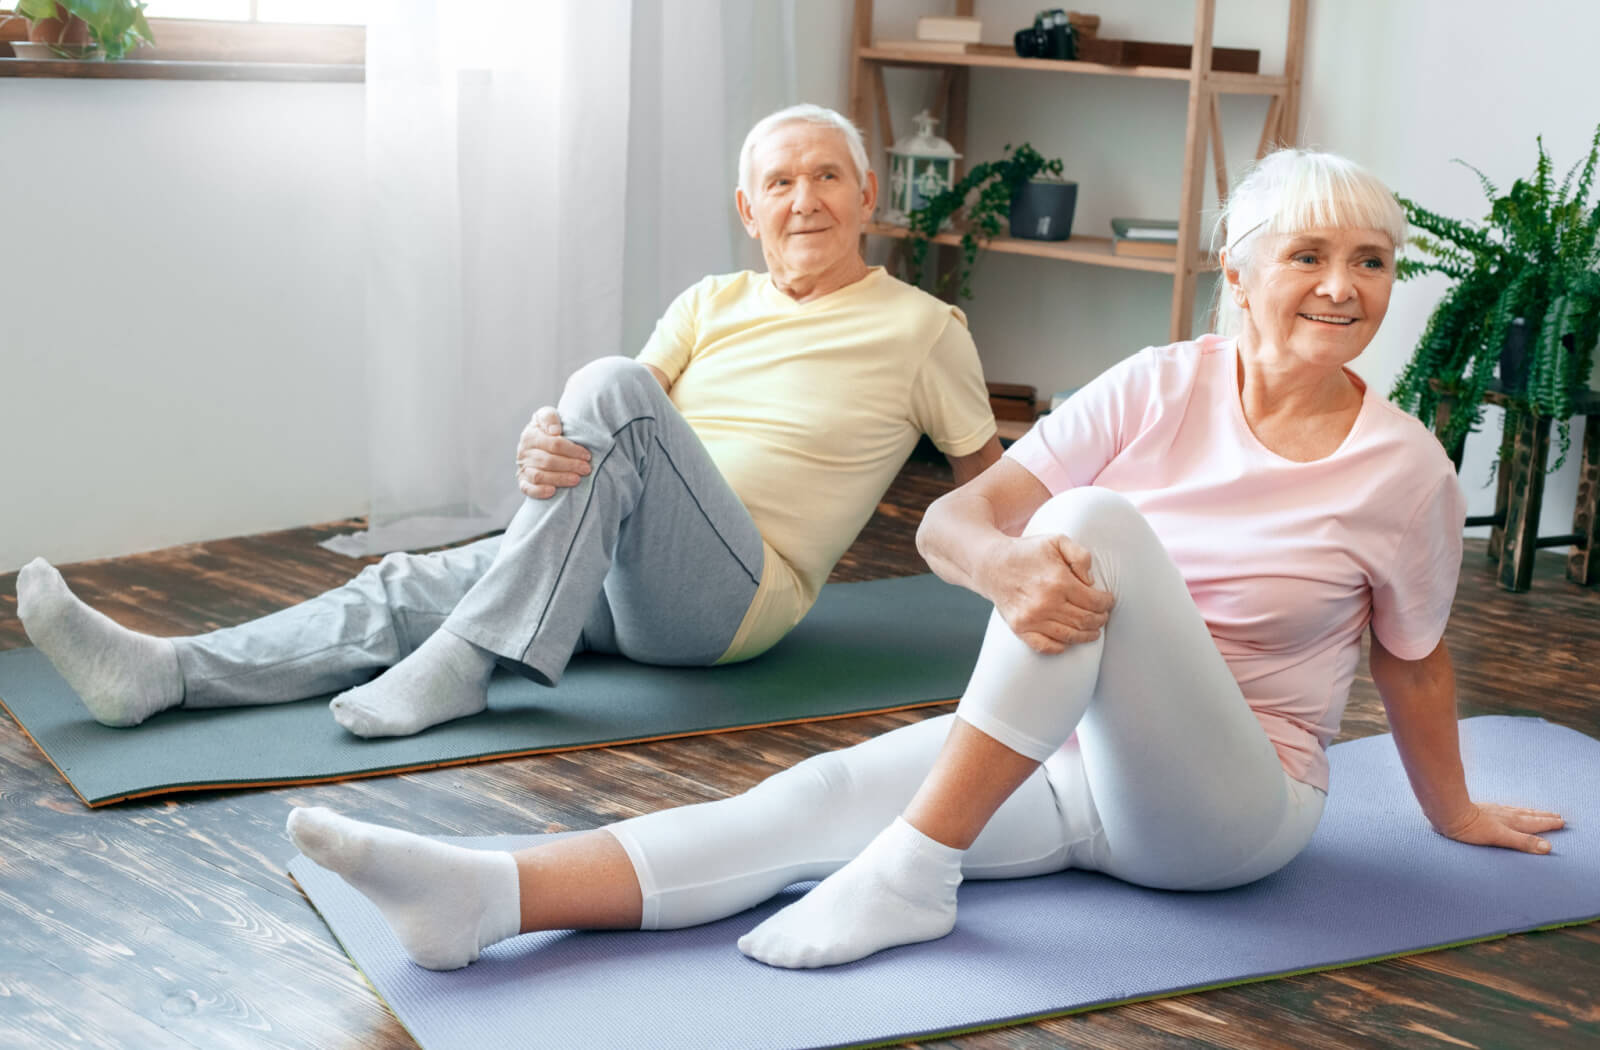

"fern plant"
[900, 143, 1064, 300]
[1390, 123, 1600, 470]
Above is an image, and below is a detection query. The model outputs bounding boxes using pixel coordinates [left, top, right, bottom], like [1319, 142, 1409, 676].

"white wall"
[801, 0, 1598, 538]
[0, 79, 366, 572]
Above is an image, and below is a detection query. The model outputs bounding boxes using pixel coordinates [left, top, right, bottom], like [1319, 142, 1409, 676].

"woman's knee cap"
[1022, 487, 1144, 547]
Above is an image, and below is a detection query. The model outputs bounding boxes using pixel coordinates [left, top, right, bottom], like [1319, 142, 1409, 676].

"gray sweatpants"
[172, 358, 766, 707]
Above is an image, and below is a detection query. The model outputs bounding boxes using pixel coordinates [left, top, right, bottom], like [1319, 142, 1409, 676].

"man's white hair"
[738, 104, 871, 200]
[1213, 148, 1407, 336]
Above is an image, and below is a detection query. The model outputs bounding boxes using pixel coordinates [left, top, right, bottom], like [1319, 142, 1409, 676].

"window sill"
[0, 17, 363, 81]
[0, 56, 361, 82]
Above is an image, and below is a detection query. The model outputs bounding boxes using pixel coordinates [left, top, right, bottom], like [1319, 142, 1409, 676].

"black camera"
[1014, 9, 1075, 60]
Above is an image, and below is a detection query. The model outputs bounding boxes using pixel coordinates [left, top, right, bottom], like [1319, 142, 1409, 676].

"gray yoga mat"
[289, 716, 1599, 1050]
[0, 575, 990, 807]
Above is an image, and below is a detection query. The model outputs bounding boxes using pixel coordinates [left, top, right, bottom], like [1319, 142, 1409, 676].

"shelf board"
[868, 222, 1218, 275]
[858, 45, 1287, 93]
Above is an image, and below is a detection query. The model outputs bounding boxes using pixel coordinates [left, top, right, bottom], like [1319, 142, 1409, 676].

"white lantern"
[884, 110, 961, 228]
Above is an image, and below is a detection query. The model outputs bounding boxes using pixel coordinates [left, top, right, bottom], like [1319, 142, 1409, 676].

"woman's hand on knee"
[516, 407, 592, 499]
[978, 534, 1114, 654]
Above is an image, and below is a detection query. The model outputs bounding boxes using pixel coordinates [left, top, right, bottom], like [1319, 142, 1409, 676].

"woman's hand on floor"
[1436, 802, 1565, 854]
[977, 533, 1114, 654]
[516, 407, 592, 499]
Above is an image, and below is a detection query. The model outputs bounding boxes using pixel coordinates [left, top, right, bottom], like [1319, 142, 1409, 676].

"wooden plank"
[1280, 0, 1308, 146]
[1256, 94, 1283, 158]
[1168, 0, 1217, 343]
[1569, 415, 1599, 585]
[847, 0, 874, 148]
[1499, 411, 1554, 591]
[1209, 93, 1229, 205]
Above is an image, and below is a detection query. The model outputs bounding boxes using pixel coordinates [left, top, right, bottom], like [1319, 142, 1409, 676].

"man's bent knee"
[559, 357, 663, 426]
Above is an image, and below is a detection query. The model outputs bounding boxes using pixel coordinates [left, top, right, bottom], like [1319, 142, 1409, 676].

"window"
[142, 1, 368, 25]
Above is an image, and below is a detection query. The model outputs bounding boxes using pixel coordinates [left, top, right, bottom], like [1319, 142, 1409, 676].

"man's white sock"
[328, 628, 495, 737]
[16, 558, 182, 727]
[287, 807, 521, 971]
[737, 816, 963, 969]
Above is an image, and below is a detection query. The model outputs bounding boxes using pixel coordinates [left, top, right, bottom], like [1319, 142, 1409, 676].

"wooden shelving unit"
[850, 0, 1308, 343]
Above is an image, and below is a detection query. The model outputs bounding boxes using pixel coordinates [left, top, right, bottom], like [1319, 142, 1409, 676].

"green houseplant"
[8, 0, 153, 60]
[901, 142, 1064, 299]
[1390, 124, 1600, 470]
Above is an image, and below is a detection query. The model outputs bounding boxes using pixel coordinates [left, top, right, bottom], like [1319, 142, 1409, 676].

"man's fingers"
[520, 452, 590, 476]
[534, 406, 562, 434]
[518, 480, 557, 500]
[519, 469, 584, 490]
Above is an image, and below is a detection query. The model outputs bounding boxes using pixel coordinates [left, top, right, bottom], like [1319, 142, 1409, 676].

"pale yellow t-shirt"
[637, 266, 995, 662]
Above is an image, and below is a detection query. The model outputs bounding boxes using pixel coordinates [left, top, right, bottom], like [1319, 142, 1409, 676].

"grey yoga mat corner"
[0, 575, 991, 807]
[289, 716, 1600, 1050]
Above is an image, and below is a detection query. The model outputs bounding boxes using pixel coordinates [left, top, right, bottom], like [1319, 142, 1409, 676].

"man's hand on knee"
[516, 406, 592, 499]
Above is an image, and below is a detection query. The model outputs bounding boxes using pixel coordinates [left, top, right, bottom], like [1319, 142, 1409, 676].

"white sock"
[287, 806, 521, 971]
[16, 557, 182, 727]
[328, 629, 495, 738]
[737, 816, 964, 969]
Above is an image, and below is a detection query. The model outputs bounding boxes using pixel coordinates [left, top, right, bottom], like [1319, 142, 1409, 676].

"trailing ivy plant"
[8, 0, 154, 60]
[1390, 122, 1600, 470]
[901, 143, 1064, 300]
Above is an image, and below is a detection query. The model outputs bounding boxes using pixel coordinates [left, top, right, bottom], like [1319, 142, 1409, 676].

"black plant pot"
[1499, 317, 1530, 394]
[1009, 180, 1078, 241]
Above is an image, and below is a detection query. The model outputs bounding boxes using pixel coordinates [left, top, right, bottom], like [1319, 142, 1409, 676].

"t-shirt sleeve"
[908, 310, 997, 458]
[634, 280, 702, 385]
[1370, 468, 1467, 659]
[1004, 349, 1154, 494]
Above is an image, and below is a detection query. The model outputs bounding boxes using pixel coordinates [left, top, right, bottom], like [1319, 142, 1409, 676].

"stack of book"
[875, 15, 982, 54]
[1110, 218, 1179, 259]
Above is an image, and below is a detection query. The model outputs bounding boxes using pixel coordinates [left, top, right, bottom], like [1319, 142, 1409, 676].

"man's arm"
[946, 435, 1003, 487]
[643, 362, 673, 394]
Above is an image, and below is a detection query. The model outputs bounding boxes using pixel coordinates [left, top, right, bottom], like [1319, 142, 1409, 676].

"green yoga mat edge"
[1, 693, 959, 809]
[0, 574, 994, 808]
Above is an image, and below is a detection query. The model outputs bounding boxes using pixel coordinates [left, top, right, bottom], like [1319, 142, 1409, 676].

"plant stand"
[1432, 380, 1600, 591]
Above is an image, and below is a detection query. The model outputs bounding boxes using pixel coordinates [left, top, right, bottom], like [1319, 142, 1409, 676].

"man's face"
[736, 122, 876, 287]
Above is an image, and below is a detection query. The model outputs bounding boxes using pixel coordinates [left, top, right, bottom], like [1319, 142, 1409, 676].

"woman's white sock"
[287, 807, 521, 971]
[737, 816, 963, 968]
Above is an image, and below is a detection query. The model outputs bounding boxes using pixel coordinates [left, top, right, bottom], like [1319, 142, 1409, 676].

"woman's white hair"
[1212, 148, 1407, 336]
[738, 104, 871, 200]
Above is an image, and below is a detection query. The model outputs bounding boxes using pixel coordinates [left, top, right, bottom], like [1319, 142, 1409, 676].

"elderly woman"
[288, 149, 1563, 973]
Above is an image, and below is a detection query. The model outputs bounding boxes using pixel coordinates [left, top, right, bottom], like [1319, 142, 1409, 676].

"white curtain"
[326, 0, 797, 557]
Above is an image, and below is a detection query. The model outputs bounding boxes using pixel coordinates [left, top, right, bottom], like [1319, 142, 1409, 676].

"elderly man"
[18, 104, 1001, 737]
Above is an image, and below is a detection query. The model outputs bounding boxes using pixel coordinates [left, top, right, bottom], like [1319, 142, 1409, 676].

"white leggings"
[608, 488, 1326, 930]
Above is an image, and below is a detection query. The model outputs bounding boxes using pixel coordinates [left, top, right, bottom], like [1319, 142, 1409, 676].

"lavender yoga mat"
[289, 716, 1599, 1050]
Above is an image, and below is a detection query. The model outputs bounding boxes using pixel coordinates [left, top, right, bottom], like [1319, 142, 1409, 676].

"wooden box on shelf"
[1075, 37, 1260, 72]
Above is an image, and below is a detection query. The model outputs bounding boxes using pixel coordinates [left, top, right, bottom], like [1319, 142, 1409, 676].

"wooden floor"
[1, 453, 1597, 1050]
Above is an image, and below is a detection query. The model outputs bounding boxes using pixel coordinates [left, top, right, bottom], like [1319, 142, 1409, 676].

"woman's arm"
[1370, 632, 1562, 854]
[917, 459, 1113, 654]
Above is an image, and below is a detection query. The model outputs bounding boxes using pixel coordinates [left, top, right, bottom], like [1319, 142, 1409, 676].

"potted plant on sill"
[901, 142, 1067, 300]
[1390, 123, 1600, 472]
[6, 0, 153, 60]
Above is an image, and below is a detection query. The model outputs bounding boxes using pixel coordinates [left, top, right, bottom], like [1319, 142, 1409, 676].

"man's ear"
[735, 188, 760, 239]
[859, 170, 878, 220]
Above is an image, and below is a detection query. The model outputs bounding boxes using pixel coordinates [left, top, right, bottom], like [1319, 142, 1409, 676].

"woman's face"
[1230, 225, 1396, 368]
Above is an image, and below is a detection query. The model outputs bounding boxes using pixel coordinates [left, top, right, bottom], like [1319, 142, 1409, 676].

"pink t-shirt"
[1006, 335, 1466, 791]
